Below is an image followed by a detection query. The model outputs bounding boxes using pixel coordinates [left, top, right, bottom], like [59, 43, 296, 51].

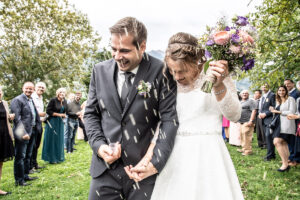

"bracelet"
[214, 88, 226, 95]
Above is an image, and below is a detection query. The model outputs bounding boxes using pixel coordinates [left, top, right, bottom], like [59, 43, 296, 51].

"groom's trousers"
[89, 160, 156, 200]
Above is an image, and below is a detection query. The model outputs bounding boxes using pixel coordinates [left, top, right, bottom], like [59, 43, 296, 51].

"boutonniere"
[137, 80, 152, 98]
[266, 98, 269, 102]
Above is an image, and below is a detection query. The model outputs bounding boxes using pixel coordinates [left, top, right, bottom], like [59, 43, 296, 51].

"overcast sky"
[69, 0, 262, 50]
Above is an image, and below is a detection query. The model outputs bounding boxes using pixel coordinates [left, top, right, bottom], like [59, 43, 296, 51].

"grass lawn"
[1, 134, 299, 200]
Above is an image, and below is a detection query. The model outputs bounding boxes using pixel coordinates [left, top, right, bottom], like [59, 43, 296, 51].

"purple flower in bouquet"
[205, 50, 212, 58]
[235, 16, 249, 26]
[206, 40, 214, 46]
[225, 26, 231, 31]
[231, 34, 240, 43]
[242, 57, 254, 71]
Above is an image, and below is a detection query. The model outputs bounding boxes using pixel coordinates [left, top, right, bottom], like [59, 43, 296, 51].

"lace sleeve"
[213, 77, 241, 122]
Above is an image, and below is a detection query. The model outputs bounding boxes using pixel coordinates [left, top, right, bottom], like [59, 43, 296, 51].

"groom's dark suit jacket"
[84, 54, 178, 179]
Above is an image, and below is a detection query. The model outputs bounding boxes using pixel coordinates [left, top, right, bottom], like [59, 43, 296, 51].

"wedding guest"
[270, 85, 296, 172]
[284, 79, 300, 100]
[222, 116, 230, 142]
[287, 96, 300, 167]
[258, 83, 276, 161]
[11, 82, 42, 186]
[42, 88, 67, 163]
[78, 100, 88, 142]
[229, 92, 242, 146]
[65, 91, 82, 153]
[229, 121, 241, 146]
[284, 79, 300, 166]
[0, 86, 14, 195]
[64, 92, 75, 149]
[237, 90, 256, 155]
[254, 89, 266, 148]
[30, 82, 46, 172]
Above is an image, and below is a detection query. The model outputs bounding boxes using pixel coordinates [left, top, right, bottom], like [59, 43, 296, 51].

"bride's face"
[166, 58, 198, 86]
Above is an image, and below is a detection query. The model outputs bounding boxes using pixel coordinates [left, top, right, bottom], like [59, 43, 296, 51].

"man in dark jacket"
[11, 82, 42, 186]
[258, 83, 276, 161]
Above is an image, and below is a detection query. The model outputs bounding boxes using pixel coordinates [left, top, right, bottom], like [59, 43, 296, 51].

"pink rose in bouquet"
[229, 45, 241, 54]
[238, 30, 254, 44]
[213, 31, 231, 45]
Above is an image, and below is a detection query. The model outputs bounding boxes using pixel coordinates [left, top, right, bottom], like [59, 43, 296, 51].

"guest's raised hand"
[209, 60, 229, 87]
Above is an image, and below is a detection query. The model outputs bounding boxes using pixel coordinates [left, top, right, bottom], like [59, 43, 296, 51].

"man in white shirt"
[30, 82, 46, 171]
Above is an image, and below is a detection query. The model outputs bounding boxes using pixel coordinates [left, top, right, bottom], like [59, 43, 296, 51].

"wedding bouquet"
[200, 16, 257, 93]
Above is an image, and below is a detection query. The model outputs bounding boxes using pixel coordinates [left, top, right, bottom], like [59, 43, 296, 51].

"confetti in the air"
[145, 116, 149, 123]
[100, 99, 105, 109]
[96, 190, 100, 197]
[144, 100, 148, 110]
[124, 130, 130, 140]
[129, 114, 136, 126]
[263, 171, 267, 180]
[134, 136, 138, 143]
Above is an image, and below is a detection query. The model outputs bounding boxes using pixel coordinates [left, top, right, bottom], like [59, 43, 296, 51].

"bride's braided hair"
[165, 32, 206, 66]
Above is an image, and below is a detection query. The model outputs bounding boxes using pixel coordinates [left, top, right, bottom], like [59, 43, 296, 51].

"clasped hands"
[124, 155, 158, 182]
[98, 143, 157, 182]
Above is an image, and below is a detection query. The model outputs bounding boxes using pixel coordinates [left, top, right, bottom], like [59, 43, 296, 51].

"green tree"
[0, 0, 100, 100]
[80, 48, 112, 94]
[245, 0, 300, 91]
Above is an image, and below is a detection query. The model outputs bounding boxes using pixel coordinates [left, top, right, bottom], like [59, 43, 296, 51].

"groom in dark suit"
[258, 83, 276, 161]
[84, 17, 178, 200]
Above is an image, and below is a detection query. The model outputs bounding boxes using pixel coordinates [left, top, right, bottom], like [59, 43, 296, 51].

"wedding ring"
[221, 73, 226, 77]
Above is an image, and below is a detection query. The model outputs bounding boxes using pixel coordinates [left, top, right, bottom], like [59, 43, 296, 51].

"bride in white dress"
[127, 32, 244, 200]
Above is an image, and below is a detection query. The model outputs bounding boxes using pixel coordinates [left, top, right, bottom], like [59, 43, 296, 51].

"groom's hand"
[98, 144, 121, 164]
[125, 162, 158, 182]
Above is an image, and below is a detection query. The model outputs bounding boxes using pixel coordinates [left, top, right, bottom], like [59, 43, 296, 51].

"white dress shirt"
[32, 92, 44, 120]
[116, 66, 139, 97]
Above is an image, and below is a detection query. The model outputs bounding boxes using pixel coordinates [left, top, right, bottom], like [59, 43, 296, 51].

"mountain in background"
[147, 50, 164, 60]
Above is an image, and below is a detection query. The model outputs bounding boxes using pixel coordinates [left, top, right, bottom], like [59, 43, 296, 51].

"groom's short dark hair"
[109, 17, 147, 50]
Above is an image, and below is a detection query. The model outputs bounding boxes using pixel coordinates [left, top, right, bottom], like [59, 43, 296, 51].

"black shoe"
[277, 166, 290, 172]
[0, 191, 12, 196]
[35, 165, 45, 169]
[15, 181, 31, 186]
[264, 157, 275, 161]
[72, 148, 77, 151]
[25, 176, 38, 181]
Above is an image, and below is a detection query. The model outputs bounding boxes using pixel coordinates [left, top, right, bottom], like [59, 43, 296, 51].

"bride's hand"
[209, 60, 229, 87]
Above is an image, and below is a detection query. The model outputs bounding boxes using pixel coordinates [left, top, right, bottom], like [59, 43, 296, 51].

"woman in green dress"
[42, 88, 67, 163]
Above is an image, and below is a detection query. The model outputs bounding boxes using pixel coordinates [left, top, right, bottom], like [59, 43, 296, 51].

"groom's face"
[110, 33, 146, 72]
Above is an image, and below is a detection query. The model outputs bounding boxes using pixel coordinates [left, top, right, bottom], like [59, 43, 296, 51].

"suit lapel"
[122, 55, 150, 117]
[106, 61, 123, 115]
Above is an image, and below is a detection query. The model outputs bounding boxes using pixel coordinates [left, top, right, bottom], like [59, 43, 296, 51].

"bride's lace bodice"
[176, 74, 241, 136]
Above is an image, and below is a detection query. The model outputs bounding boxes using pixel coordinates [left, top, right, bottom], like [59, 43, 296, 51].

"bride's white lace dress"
[151, 75, 244, 200]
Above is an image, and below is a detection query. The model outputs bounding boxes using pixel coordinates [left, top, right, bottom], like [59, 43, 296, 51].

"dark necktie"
[121, 72, 134, 109]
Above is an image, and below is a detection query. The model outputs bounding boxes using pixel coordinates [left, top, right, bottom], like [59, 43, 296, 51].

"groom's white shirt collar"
[117, 65, 139, 97]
